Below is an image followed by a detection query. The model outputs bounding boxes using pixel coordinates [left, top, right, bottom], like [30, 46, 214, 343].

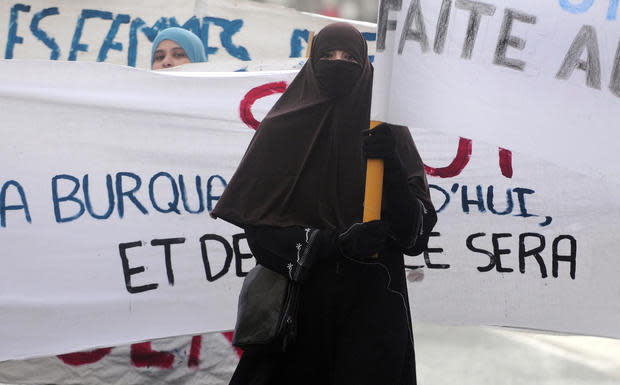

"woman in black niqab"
[215, 22, 437, 385]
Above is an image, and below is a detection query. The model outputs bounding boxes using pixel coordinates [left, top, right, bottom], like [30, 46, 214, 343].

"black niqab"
[212, 22, 373, 230]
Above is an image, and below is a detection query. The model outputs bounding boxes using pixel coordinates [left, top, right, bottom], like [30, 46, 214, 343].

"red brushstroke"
[130, 342, 174, 369]
[188, 336, 202, 368]
[499, 147, 513, 178]
[57, 348, 112, 366]
[222, 331, 244, 358]
[424, 137, 472, 178]
[239, 81, 288, 130]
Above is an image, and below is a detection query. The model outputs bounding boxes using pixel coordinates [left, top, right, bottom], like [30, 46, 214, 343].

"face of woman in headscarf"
[150, 27, 207, 70]
[151, 40, 191, 70]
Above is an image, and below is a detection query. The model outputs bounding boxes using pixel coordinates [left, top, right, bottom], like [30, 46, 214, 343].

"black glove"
[363, 123, 397, 162]
[364, 123, 411, 189]
[336, 220, 388, 259]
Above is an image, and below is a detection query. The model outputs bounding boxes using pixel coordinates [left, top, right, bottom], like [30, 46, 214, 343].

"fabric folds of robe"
[211, 23, 373, 231]
[231, 227, 417, 385]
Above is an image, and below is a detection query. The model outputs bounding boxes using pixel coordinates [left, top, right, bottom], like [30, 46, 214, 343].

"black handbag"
[232, 264, 300, 352]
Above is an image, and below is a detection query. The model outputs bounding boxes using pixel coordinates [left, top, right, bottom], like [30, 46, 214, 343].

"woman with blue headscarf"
[151, 27, 207, 70]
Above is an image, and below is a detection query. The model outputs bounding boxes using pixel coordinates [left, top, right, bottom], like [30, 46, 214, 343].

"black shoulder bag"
[232, 264, 300, 352]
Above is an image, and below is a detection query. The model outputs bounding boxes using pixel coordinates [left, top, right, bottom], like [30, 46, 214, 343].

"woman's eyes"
[320, 51, 357, 63]
[154, 49, 187, 61]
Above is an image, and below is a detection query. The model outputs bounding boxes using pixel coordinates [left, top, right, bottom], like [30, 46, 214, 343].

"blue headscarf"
[151, 27, 207, 65]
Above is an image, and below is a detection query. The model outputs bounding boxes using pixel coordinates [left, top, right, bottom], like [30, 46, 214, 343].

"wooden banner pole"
[305, 32, 315, 58]
[363, 121, 384, 223]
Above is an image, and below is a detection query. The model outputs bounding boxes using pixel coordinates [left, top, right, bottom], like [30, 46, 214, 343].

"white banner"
[0, 333, 240, 385]
[1, 58, 619, 363]
[371, 0, 620, 183]
[0, 59, 297, 361]
[0, 0, 196, 67]
[0, 0, 376, 69]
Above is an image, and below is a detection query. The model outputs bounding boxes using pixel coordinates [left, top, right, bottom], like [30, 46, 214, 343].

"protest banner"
[2, 1, 618, 383]
[0, 59, 297, 361]
[0, 332, 240, 385]
[0, 0, 376, 69]
[371, 0, 620, 183]
[1, 58, 619, 365]
[0, 0, 196, 67]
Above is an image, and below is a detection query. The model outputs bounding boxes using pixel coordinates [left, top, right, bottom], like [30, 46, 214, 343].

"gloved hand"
[336, 220, 389, 259]
[362, 122, 397, 162]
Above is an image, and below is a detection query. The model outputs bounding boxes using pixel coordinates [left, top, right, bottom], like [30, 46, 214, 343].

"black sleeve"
[381, 153, 423, 250]
[403, 200, 437, 256]
[382, 154, 437, 255]
[245, 225, 338, 282]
